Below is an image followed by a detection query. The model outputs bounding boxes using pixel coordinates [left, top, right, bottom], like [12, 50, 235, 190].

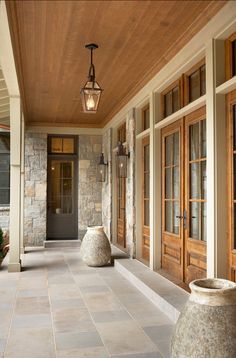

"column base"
[8, 262, 21, 272]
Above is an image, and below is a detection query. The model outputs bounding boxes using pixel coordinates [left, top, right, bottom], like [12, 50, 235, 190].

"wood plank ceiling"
[6, 0, 226, 128]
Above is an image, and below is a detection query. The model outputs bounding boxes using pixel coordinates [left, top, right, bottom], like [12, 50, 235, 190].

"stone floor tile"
[111, 352, 163, 358]
[84, 292, 124, 312]
[50, 298, 85, 310]
[17, 288, 48, 297]
[48, 284, 81, 299]
[57, 346, 109, 358]
[52, 307, 95, 333]
[55, 331, 103, 351]
[15, 296, 50, 315]
[48, 274, 75, 285]
[0, 339, 6, 354]
[74, 273, 106, 287]
[5, 327, 56, 357]
[80, 285, 111, 294]
[96, 321, 157, 355]
[143, 325, 174, 343]
[11, 313, 52, 329]
[155, 340, 171, 358]
[91, 309, 132, 323]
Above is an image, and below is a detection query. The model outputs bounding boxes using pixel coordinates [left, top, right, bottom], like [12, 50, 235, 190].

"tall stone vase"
[80, 226, 111, 267]
[171, 278, 236, 358]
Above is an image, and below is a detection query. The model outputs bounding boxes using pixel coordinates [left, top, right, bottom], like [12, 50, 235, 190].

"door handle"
[176, 210, 187, 229]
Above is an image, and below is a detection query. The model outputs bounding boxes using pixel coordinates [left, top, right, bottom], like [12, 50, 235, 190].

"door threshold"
[155, 268, 190, 293]
[44, 240, 81, 248]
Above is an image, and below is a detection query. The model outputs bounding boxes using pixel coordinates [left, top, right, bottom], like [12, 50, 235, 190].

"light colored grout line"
[45, 248, 59, 358]
[65, 252, 112, 358]
[70, 247, 165, 357]
[2, 259, 21, 356]
[98, 268, 165, 358]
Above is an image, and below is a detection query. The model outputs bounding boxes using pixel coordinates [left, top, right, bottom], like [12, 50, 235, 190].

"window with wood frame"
[117, 122, 126, 144]
[184, 59, 206, 105]
[0, 133, 10, 205]
[161, 78, 183, 119]
[142, 105, 150, 131]
[226, 32, 236, 81]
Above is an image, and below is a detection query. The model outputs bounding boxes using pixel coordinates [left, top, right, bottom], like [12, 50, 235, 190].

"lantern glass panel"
[97, 164, 106, 182]
[81, 81, 102, 113]
[117, 155, 127, 178]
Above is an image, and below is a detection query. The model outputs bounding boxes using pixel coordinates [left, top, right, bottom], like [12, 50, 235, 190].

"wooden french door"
[227, 89, 236, 282]
[162, 107, 207, 283]
[142, 137, 150, 262]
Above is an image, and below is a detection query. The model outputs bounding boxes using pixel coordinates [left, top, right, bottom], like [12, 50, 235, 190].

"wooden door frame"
[161, 118, 184, 281]
[227, 89, 236, 281]
[47, 154, 78, 239]
[142, 136, 150, 262]
[184, 106, 207, 283]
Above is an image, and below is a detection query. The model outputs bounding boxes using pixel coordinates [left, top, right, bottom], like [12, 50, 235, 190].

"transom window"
[48, 136, 76, 154]
[142, 105, 150, 131]
[161, 79, 182, 118]
[184, 60, 206, 105]
[117, 123, 126, 143]
[0, 132, 10, 205]
[226, 32, 236, 80]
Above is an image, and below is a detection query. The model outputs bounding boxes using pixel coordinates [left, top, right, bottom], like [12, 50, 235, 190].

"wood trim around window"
[227, 89, 236, 282]
[226, 32, 236, 81]
[184, 58, 205, 106]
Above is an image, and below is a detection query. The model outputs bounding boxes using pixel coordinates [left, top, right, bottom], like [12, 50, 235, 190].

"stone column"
[8, 96, 22, 272]
[126, 109, 136, 258]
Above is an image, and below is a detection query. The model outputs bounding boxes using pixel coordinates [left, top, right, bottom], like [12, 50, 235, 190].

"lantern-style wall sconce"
[97, 153, 108, 182]
[81, 43, 103, 113]
[117, 141, 130, 178]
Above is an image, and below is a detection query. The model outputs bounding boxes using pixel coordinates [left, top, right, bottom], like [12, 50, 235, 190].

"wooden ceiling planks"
[5, 0, 226, 128]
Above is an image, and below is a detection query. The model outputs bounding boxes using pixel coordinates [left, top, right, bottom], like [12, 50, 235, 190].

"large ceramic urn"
[80, 226, 111, 267]
[171, 278, 236, 358]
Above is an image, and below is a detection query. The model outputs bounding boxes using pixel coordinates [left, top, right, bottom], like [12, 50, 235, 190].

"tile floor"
[0, 247, 174, 358]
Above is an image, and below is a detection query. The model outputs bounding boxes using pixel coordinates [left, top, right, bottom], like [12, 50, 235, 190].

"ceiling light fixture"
[81, 43, 103, 113]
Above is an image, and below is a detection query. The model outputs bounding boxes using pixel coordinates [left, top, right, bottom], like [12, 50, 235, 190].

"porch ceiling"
[6, 0, 226, 128]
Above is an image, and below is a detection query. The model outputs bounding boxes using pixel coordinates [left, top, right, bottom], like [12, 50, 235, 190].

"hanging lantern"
[97, 153, 108, 182]
[81, 43, 103, 113]
[117, 141, 129, 178]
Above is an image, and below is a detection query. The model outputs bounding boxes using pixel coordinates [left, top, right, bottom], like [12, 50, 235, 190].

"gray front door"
[47, 157, 78, 239]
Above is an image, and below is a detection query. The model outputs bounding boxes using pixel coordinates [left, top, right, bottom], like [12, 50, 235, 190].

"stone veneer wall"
[24, 132, 47, 246]
[0, 207, 10, 231]
[102, 128, 112, 240]
[126, 110, 136, 257]
[78, 135, 102, 240]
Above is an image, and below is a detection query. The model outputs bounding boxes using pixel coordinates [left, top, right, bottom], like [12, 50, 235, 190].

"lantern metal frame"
[116, 141, 130, 178]
[80, 43, 103, 113]
[97, 152, 108, 182]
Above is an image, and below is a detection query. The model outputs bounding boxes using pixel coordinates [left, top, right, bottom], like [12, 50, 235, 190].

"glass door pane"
[188, 118, 207, 241]
[50, 160, 73, 214]
[164, 131, 180, 234]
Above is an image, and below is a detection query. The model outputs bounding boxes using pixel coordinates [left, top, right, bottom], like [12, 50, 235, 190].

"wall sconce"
[117, 141, 130, 178]
[97, 153, 108, 182]
[81, 43, 103, 113]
